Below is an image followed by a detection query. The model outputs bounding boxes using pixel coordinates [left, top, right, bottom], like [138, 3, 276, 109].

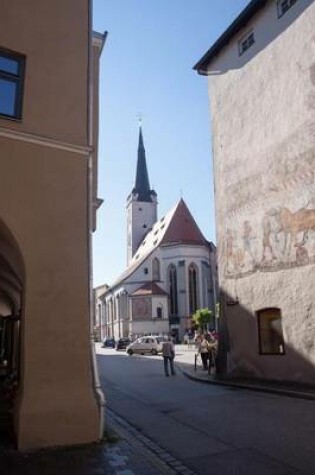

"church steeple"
[133, 126, 154, 202]
[126, 124, 158, 265]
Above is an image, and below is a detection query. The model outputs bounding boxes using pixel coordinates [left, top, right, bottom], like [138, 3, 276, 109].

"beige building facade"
[195, 0, 315, 383]
[0, 1, 106, 449]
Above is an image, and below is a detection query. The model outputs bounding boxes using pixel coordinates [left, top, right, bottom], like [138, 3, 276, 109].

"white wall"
[207, 0, 315, 382]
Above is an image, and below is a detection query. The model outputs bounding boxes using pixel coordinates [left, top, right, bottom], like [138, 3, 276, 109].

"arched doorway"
[0, 218, 24, 446]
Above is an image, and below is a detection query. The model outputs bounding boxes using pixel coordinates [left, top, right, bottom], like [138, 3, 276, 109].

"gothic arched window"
[188, 263, 198, 315]
[168, 264, 178, 316]
[152, 258, 160, 281]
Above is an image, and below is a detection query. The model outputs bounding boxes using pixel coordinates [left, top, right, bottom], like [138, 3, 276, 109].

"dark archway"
[0, 218, 24, 447]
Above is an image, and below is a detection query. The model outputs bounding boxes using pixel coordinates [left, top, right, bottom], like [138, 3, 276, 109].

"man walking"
[162, 336, 176, 377]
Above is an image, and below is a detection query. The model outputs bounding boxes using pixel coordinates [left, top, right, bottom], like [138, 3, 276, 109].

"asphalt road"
[97, 348, 315, 475]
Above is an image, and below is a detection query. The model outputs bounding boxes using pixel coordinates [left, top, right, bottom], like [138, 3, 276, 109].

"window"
[0, 48, 25, 119]
[156, 306, 163, 318]
[144, 267, 148, 274]
[188, 263, 199, 314]
[257, 308, 285, 355]
[238, 30, 255, 56]
[277, 0, 297, 18]
[168, 264, 178, 316]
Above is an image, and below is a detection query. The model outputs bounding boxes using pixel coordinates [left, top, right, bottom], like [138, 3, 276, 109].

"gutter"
[87, 0, 107, 441]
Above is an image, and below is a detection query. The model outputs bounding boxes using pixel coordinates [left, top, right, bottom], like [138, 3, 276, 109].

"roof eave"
[193, 0, 267, 74]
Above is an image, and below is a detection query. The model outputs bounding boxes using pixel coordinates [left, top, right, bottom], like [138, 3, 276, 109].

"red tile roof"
[131, 282, 168, 296]
[161, 199, 208, 246]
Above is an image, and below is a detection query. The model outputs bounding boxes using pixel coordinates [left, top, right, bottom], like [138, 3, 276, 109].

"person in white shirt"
[162, 336, 176, 377]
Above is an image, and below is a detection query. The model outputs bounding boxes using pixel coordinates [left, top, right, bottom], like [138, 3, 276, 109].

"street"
[97, 346, 315, 475]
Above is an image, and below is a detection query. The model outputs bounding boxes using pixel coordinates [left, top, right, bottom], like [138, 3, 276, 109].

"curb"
[175, 365, 315, 401]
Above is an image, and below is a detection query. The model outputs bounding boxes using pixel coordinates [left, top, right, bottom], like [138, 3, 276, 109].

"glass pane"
[0, 56, 18, 74]
[0, 78, 17, 116]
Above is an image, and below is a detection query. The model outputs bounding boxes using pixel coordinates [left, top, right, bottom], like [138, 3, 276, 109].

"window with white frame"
[277, 0, 297, 18]
[238, 30, 255, 56]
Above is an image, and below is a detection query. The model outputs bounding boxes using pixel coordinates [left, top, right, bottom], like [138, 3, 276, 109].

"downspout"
[87, 0, 107, 441]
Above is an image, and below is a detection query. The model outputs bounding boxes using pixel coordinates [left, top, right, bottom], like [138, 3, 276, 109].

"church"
[98, 126, 217, 342]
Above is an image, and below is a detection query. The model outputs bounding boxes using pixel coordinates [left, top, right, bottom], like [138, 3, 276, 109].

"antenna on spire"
[180, 188, 183, 199]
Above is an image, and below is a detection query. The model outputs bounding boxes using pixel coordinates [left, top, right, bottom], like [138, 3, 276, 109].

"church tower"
[126, 125, 157, 264]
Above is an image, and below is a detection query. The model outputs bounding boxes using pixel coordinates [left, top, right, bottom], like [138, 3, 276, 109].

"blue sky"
[92, 0, 249, 286]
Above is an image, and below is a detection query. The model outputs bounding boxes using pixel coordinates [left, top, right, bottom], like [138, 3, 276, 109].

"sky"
[92, 0, 249, 287]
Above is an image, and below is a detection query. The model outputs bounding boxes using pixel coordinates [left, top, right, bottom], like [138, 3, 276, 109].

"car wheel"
[127, 349, 133, 356]
[151, 349, 158, 356]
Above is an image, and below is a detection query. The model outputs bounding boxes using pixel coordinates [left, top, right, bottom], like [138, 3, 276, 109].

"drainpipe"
[87, 0, 107, 441]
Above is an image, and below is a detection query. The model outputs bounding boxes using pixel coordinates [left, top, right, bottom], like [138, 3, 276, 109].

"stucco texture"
[0, 137, 99, 448]
[209, 0, 315, 382]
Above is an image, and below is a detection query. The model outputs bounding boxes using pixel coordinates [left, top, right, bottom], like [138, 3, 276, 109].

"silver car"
[126, 336, 166, 356]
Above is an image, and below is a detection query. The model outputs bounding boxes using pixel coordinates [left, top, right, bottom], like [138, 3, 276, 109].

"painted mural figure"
[226, 228, 243, 273]
[242, 220, 256, 266]
[261, 215, 277, 262]
[273, 207, 315, 258]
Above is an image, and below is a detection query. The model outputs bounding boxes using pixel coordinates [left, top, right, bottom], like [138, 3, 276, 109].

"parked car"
[126, 336, 166, 356]
[116, 337, 131, 351]
[101, 338, 115, 348]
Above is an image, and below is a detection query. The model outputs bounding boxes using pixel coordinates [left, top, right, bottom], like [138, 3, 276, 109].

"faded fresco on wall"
[218, 44, 315, 279]
[224, 144, 315, 278]
[132, 297, 151, 319]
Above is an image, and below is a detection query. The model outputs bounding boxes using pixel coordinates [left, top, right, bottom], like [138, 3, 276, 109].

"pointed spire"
[133, 124, 155, 202]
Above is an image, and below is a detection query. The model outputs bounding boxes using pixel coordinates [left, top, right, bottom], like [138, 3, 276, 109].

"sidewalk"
[0, 388, 196, 475]
[173, 344, 315, 401]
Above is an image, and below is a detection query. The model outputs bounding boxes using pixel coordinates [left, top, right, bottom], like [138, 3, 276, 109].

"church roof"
[111, 198, 209, 287]
[131, 282, 168, 296]
[161, 199, 208, 247]
[132, 126, 156, 202]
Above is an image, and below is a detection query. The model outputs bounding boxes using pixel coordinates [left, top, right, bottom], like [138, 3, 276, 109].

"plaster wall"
[0, 138, 99, 447]
[161, 245, 213, 316]
[131, 319, 169, 336]
[0, 0, 101, 448]
[0, 0, 89, 145]
[127, 198, 157, 264]
[207, 0, 315, 382]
